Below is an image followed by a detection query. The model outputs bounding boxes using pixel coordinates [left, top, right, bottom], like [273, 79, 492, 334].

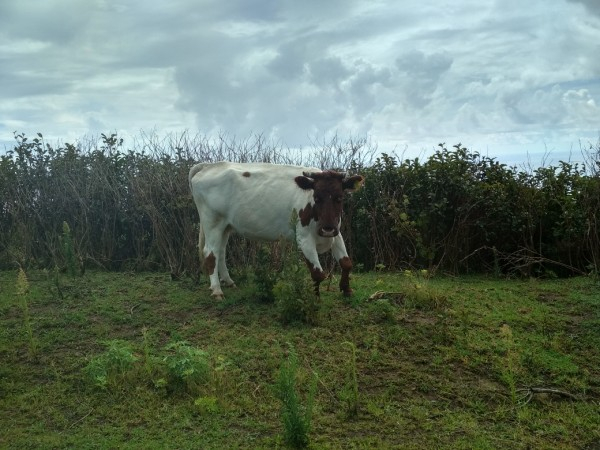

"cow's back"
[189, 162, 318, 241]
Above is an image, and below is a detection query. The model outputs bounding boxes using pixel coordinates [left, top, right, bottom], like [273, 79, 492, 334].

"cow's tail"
[197, 222, 205, 265]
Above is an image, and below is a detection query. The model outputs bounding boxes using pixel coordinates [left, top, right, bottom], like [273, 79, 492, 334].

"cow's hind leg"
[218, 227, 236, 288]
[202, 217, 228, 299]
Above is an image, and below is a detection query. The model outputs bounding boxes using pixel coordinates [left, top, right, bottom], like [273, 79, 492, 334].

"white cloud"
[0, 0, 599, 163]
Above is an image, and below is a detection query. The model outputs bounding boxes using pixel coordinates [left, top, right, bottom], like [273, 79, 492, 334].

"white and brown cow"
[189, 161, 364, 299]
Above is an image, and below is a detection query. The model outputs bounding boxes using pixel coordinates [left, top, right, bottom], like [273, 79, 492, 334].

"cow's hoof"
[342, 289, 353, 297]
[210, 290, 225, 300]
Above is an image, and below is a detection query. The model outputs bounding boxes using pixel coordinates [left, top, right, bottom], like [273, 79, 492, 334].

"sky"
[1, 0, 599, 166]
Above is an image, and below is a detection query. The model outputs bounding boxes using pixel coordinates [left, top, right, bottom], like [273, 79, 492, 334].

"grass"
[0, 269, 599, 449]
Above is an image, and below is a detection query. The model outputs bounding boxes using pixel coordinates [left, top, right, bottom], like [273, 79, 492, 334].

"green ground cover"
[1, 269, 599, 449]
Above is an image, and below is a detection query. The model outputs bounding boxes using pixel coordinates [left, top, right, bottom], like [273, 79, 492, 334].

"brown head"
[295, 170, 364, 237]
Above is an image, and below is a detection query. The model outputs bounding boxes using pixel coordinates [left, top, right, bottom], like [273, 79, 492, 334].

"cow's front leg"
[331, 234, 354, 296]
[298, 239, 325, 296]
[303, 257, 326, 296]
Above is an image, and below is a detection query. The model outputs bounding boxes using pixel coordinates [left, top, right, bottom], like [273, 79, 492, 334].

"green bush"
[2, 131, 598, 277]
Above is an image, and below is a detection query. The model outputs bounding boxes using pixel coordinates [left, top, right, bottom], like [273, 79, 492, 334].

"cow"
[189, 161, 364, 299]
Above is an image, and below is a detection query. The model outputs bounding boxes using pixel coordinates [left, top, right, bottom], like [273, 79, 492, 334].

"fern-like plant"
[275, 344, 317, 448]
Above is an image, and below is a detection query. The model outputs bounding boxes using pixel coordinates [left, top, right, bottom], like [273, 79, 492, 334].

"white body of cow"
[189, 161, 361, 299]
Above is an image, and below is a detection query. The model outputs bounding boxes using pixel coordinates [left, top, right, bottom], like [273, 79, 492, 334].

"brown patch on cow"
[339, 256, 352, 271]
[204, 252, 216, 275]
[298, 202, 317, 227]
[339, 256, 353, 296]
[242, 171, 251, 177]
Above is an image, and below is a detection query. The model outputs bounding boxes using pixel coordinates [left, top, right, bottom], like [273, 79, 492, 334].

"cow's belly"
[227, 210, 334, 254]
[228, 211, 295, 242]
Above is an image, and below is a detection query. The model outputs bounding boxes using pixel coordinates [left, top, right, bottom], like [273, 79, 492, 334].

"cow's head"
[295, 170, 364, 237]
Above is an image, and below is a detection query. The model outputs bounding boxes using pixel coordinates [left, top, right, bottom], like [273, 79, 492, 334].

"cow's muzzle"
[318, 226, 339, 237]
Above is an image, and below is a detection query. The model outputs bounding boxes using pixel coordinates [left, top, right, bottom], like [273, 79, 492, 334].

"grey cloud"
[308, 57, 351, 88]
[0, 0, 98, 44]
[345, 63, 393, 113]
[567, 0, 600, 16]
[395, 51, 453, 108]
[502, 86, 566, 126]
[267, 40, 312, 80]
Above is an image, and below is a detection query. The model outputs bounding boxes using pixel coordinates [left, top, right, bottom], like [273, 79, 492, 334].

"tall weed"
[272, 211, 320, 325]
[16, 268, 37, 358]
[275, 345, 318, 448]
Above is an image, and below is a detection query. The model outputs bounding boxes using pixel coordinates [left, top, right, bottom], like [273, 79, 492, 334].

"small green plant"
[498, 324, 520, 405]
[254, 244, 279, 302]
[194, 396, 219, 415]
[16, 268, 37, 358]
[51, 265, 64, 299]
[402, 270, 447, 310]
[275, 344, 317, 448]
[365, 298, 397, 324]
[84, 340, 138, 390]
[141, 326, 162, 381]
[163, 341, 211, 395]
[273, 210, 320, 325]
[339, 341, 360, 419]
[62, 221, 77, 277]
[273, 266, 319, 325]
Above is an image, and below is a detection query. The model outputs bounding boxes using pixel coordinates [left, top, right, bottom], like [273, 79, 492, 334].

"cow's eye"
[314, 195, 323, 204]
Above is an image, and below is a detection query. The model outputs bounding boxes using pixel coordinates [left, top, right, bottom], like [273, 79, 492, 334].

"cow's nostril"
[320, 227, 338, 236]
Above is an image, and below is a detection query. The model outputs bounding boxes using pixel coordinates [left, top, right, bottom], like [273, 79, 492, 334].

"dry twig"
[516, 386, 579, 405]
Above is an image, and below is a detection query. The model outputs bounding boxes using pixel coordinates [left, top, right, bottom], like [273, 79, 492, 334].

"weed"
[163, 341, 211, 395]
[84, 340, 138, 390]
[365, 299, 397, 324]
[275, 344, 317, 448]
[254, 244, 280, 303]
[141, 326, 160, 379]
[402, 269, 448, 310]
[498, 324, 519, 405]
[194, 396, 219, 415]
[273, 269, 319, 325]
[273, 210, 320, 325]
[16, 268, 37, 358]
[339, 341, 360, 419]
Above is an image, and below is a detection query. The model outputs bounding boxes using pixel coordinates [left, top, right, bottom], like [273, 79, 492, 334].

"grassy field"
[1, 268, 599, 449]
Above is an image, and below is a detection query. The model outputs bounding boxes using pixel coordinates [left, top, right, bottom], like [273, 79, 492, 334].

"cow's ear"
[295, 176, 314, 190]
[342, 175, 364, 192]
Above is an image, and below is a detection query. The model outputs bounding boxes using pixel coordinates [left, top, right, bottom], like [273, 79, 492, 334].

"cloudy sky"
[1, 0, 599, 165]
